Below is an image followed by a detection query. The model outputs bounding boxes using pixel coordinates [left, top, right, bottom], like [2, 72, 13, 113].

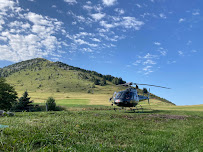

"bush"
[46, 97, 56, 111]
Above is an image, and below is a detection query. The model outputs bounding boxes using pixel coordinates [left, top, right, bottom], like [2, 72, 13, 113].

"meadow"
[1, 98, 203, 151]
[1, 59, 202, 151]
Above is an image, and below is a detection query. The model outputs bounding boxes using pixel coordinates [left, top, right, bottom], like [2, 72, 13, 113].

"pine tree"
[0, 78, 18, 110]
[14, 91, 33, 112]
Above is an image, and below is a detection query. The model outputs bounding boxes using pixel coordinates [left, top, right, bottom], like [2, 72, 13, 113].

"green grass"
[56, 99, 89, 107]
[0, 109, 203, 151]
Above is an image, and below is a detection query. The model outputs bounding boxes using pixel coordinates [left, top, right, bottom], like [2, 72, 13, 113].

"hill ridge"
[0, 58, 175, 105]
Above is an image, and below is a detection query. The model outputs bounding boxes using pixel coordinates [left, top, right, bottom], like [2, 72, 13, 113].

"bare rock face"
[0, 110, 5, 116]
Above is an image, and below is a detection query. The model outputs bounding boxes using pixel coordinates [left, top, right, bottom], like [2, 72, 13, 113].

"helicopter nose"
[115, 99, 121, 103]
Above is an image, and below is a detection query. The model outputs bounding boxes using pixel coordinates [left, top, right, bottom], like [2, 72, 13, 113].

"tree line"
[0, 77, 62, 111]
[54, 62, 126, 85]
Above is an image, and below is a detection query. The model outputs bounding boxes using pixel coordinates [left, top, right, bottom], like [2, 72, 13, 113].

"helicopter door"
[134, 92, 139, 101]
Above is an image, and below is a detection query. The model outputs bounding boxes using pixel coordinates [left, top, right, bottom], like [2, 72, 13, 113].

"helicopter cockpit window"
[124, 92, 132, 100]
[116, 92, 123, 98]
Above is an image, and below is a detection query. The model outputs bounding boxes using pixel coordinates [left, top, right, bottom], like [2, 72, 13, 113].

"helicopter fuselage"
[111, 88, 149, 107]
[110, 82, 169, 108]
[113, 88, 139, 107]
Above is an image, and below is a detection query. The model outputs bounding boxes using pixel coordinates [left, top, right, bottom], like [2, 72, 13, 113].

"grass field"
[1, 108, 203, 151]
[1, 97, 203, 151]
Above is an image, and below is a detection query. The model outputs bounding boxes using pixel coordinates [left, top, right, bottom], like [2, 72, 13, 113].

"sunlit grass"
[1, 110, 203, 151]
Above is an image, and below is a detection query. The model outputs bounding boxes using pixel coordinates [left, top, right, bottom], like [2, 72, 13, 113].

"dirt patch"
[148, 114, 188, 120]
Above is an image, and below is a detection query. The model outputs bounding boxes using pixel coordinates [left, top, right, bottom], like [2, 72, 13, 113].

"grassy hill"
[3, 59, 203, 151]
[0, 58, 175, 106]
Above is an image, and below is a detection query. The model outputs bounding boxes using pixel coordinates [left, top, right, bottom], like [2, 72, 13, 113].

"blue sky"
[0, 0, 202, 105]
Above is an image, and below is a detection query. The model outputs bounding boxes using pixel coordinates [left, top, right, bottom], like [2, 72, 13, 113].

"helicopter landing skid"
[113, 105, 143, 113]
[113, 107, 124, 112]
[130, 105, 143, 113]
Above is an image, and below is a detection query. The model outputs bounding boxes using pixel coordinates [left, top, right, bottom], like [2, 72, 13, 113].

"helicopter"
[109, 82, 170, 112]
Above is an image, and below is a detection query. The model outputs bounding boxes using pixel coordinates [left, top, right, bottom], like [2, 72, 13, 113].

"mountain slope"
[0, 58, 116, 93]
[0, 58, 175, 105]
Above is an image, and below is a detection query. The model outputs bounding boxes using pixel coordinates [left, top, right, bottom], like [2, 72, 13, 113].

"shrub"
[46, 97, 56, 111]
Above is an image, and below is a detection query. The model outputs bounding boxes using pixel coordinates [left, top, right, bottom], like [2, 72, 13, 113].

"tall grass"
[0, 109, 203, 151]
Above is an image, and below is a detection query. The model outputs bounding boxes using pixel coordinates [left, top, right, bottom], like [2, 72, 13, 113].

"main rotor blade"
[119, 82, 132, 86]
[133, 83, 171, 89]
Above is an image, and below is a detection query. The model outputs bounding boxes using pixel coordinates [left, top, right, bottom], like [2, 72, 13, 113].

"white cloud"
[0, 0, 66, 62]
[136, 4, 142, 8]
[178, 51, 184, 56]
[0, 0, 15, 11]
[159, 13, 166, 19]
[0, 36, 7, 41]
[83, 5, 93, 11]
[154, 42, 161, 46]
[91, 13, 106, 21]
[132, 60, 141, 66]
[91, 38, 101, 42]
[191, 50, 197, 53]
[67, 11, 87, 23]
[100, 17, 144, 30]
[143, 66, 153, 75]
[94, 5, 103, 12]
[86, 1, 91, 5]
[82, 48, 93, 52]
[192, 10, 200, 16]
[167, 60, 176, 64]
[102, 0, 117, 6]
[74, 39, 97, 47]
[100, 21, 115, 29]
[187, 40, 192, 45]
[121, 17, 144, 30]
[179, 18, 185, 23]
[64, 0, 77, 5]
[26, 12, 51, 26]
[143, 53, 158, 59]
[143, 59, 156, 65]
[76, 16, 86, 22]
[160, 50, 167, 56]
[157, 47, 167, 56]
[114, 8, 125, 15]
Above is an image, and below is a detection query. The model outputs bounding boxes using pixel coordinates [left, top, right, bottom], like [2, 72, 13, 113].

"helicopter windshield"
[116, 92, 123, 98]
